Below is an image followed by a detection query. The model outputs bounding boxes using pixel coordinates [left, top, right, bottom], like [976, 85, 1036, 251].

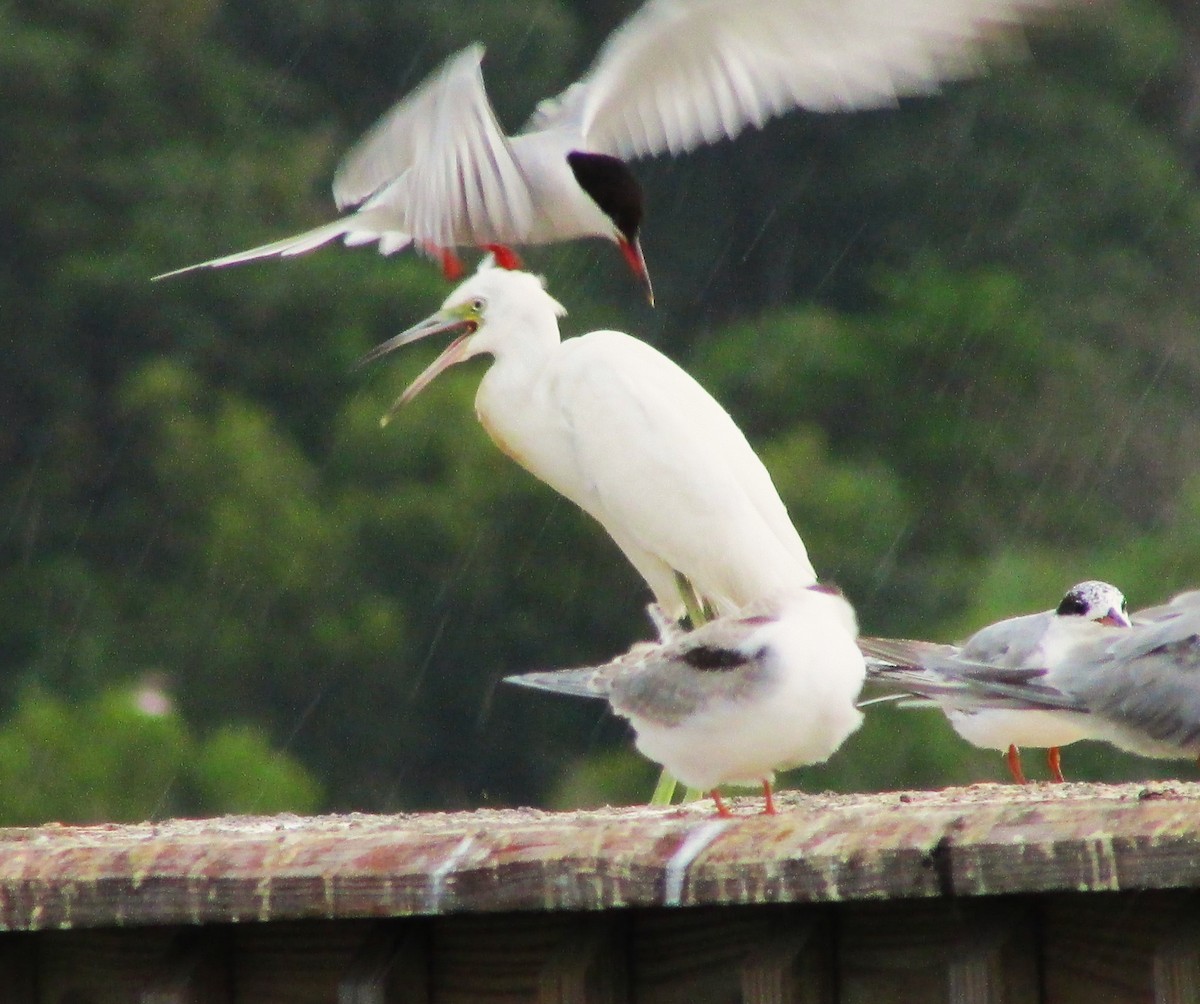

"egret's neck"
[476, 308, 562, 399]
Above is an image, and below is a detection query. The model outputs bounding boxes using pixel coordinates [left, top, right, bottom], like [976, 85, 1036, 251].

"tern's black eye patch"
[567, 151, 644, 241]
[682, 645, 750, 671]
[1056, 592, 1090, 616]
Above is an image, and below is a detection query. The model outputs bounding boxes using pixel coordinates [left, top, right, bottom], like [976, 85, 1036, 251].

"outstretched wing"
[334, 46, 534, 249]
[532, 0, 1084, 158]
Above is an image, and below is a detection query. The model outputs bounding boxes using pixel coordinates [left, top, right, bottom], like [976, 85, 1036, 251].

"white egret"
[506, 587, 865, 816]
[861, 580, 1131, 782]
[359, 260, 818, 623]
[154, 0, 1089, 298]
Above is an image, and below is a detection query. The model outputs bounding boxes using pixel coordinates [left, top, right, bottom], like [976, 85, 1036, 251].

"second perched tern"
[358, 260, 818, 622]
[155, 0, 1088, 299]
[506, 587, 866, 816]
[861, 580, 1131, 782]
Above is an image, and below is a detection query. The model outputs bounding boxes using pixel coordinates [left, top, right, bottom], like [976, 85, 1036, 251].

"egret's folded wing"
[335, 45, 534, 250]
[533, 0, 1083, 158]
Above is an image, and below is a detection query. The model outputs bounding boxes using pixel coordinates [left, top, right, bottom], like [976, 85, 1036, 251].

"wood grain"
[1, 783, 1199, 932]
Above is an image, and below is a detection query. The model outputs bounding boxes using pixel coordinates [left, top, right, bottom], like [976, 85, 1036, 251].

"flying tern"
[155, 0, 1090, 299]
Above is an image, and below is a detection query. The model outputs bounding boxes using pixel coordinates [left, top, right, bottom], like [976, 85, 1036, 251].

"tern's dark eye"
[1056, 592, 1089, 617]
[470, 297, 486, 312]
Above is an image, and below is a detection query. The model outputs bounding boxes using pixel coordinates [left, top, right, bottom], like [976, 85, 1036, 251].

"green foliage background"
[3, 0, 1200, 820]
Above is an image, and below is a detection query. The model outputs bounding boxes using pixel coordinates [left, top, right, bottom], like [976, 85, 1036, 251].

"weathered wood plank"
[536, 916, 626, 1004]
[0, 933, 36, 1004]
[36, 927, 231, 1004]
[1, 784, 1199, 932]
[629, 905, 834, 1004]
[1042, 891, 1200, 1004]
[839, 899, 1037, 1004]
[337, 921, 429, 1004]
[232, 920, 394, 1004]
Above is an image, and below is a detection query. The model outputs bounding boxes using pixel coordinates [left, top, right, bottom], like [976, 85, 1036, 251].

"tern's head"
[566, 152, 653, 305]
[1056, 580, 1130, 628]
[357, 260, 566, 423]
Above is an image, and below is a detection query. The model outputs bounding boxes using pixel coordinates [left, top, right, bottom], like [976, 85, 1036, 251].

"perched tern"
[861, 580, 1131, 782]
[506, 586, 866, 815]
[154, 0, 1089, 298]
[357, 260, 818, 622]
[1038, 589, 1200, 761]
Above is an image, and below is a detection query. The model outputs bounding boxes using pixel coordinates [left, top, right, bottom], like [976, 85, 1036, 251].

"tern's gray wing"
[599, 612, 776, 726]
[956, 610, 1055, 666]
[507, 613, 775, 724]
[1130, 590, 1200, 627]
[1061, 605, 1200, 754]
[503, 643, 657, 700]
[531, 0, 1086, 158]
[333, 46, 534, 249]
[860, 636, 1080, 712]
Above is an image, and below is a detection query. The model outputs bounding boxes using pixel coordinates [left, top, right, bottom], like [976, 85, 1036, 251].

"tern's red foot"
[423, 244, 464, 280]
[440, 249, 464, 280]
[711, 791, 732, 818]
[1006, 744, 1028, 785]
[483, 244, 523, 270]
[1047, 746, 1066, 783]
[762, 780, 778, 815]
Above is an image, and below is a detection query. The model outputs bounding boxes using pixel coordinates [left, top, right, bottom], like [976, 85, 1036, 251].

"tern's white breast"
[946, 708, 1093, 752]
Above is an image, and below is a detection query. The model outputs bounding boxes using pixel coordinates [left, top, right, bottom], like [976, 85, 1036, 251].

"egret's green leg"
[649, 574, 714, 806]
[650, 770, 680, 805]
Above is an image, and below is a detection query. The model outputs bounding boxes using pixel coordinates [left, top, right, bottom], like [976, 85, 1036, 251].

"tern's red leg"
[1047, 746, 1066, 784]
[482, 244, 523, 270]
[1006, 744, 1028, 785]
[710, 791, 733, 818]
[423, 244, 464, 280]
[761, 780, 778, 815]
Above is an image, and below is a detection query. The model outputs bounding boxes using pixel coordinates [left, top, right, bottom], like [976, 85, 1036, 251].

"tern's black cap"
[567, 151, 644, 241]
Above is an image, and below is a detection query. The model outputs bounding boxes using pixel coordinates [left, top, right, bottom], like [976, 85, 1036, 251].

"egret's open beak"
[356, 310, 478, 425]
[618, 236, 654, 307]
[1098, 609, 1132, 628]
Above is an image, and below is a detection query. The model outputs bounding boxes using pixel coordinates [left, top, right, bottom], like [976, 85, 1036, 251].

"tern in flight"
[155, 0, 1089, 300]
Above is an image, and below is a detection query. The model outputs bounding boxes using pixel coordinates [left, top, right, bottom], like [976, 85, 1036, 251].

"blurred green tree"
[4, 0, 1200, 815]
[0, 682, 321, 825]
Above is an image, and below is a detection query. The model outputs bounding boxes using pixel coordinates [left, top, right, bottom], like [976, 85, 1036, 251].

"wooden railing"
[1, 782, 1198, 1001]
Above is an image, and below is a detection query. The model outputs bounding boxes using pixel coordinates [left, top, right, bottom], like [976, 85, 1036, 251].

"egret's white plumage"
[155, 0, 1088, 293]
[506, 587, 866, 814]
[359, 261, 816, 621]
[861, 580, 1131, 782]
